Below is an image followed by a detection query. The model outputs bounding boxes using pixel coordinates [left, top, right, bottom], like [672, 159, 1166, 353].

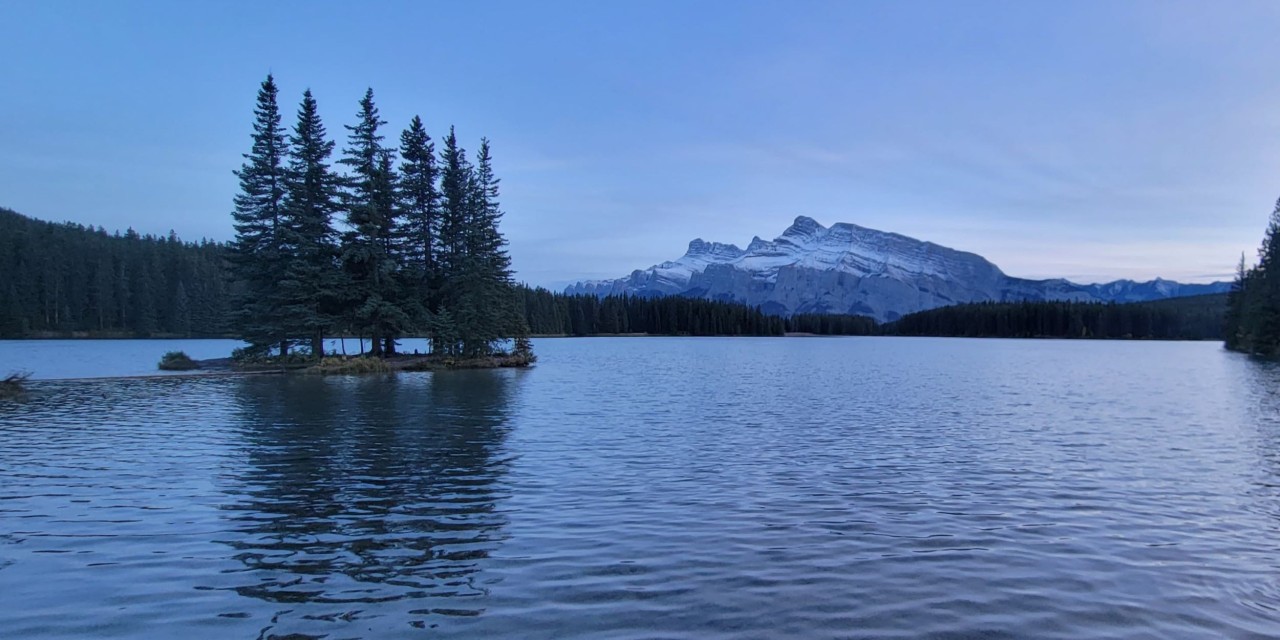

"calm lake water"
[2, 337, 1280, 638]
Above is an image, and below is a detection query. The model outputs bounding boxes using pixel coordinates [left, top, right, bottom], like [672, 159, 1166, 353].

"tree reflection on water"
[216, 370, 522, 634]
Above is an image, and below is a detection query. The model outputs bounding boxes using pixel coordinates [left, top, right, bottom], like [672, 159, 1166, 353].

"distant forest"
[520, 287, 784, 336]
[0, 207, 792, 339]
[0, 207, 232, 337]
[520, 291, 1225, 340]
[0, 205, 1227, 342]
[887, 295, 1225, 340]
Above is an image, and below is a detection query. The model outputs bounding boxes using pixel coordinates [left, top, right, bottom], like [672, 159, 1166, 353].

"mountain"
[565, 216, 1230, 322]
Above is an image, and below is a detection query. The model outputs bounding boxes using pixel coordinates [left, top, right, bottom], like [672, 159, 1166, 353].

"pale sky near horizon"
[3, 0, 1280, 287]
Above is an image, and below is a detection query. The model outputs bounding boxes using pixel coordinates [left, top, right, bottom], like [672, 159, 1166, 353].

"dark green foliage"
[518, 287, 786, 336]
[229, 74, 290, 354]
[785, 313, 878, 335]
[440, 139, 528, 356]
[280, 89, 343, 356]
[396, 116, 439, 325]
[158, 350, 198, 371]
[415, 129, 530, 356]
[888, 295, 1226, 340]
[220, 78, 528, 359]
[1225, 201, 1280, 355]
[0, 208, 232, 337]
[338, 89, 411, 356]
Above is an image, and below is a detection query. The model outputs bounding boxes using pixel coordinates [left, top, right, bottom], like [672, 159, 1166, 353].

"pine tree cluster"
[230, 75, 527, 359]
[1224, 200, 1280, 354]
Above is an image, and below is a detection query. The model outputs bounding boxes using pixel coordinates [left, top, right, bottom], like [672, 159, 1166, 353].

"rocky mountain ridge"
[566, 216, 1229, 321]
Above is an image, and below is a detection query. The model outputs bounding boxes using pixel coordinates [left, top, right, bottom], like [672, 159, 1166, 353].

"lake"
[2, 337, 1279, 638]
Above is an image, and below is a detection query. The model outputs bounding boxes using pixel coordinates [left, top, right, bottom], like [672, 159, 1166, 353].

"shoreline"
[207, 352, 536, 375]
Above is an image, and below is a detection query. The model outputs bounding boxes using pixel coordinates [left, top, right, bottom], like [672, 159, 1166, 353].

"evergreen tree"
[396, 115, 439, 330]
[280, 89, 342, 357]
[338, 89, 410, 356]
[1224, 253, 1247, 350]
[1226, 200, 1280, 355]
[1252, 201, 1280, 350]
[466, 139, 529, 353]
[230, 74, 290, 354]
[434, 127, 471, 354]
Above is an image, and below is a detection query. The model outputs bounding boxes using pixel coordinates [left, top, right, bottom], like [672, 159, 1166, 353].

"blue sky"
[3, 1, 1280, 286]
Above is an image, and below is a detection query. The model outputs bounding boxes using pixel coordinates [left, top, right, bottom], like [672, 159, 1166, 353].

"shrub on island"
[157, 351, 198, 371]
[305, 357, 392, 375]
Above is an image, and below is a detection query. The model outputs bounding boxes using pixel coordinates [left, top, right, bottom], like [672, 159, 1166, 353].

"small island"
[162, 348, 534, 376]
[219, 75, 530, 370]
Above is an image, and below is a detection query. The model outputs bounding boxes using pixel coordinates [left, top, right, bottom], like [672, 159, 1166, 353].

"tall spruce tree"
[1247, 201, 1280, 352]
[338, 89, 410, 356]
[397, 116, 439, 330]
[230, 74, 290, 355]
[435, 127, 471, 354]
[468, 139, 529, 353]
[1224, 252, 1248, 350]
[280, 89, 342, 357]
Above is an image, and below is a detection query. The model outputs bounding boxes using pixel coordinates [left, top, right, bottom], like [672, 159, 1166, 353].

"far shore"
[2, 332, 830, 340]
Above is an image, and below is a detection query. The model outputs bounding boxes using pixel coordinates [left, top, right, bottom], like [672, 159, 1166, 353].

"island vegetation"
[226, 75, 529, 367]
[157, 351, 199, 371]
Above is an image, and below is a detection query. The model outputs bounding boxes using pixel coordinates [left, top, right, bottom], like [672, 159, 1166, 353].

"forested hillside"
[0, 208, 232, 337]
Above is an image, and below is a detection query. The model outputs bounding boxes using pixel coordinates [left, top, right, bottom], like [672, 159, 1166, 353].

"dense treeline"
[1, 186, 1230, 345]
[519, 287, 786, 336]
[1225, 201, 1280, 355]
[786, 313, 878, 336]
[0, 210, 797, 340]
[229, 75, 526, 358]
[0, 208, 232, 337]
[888, 295, 1225, 340]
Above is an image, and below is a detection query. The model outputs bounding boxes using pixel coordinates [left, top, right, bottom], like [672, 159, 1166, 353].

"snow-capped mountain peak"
[565, 216, 1229, 320]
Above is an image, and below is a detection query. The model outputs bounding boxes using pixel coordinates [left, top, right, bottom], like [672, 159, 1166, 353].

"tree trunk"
[280, 340, 289, 357]
[370, 330, 383, 356]
[384, 337, 396, 356]
[311, 333, 323, 358]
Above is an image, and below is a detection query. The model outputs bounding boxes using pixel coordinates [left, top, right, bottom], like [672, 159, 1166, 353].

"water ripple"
[2, 339, 1280, 638]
